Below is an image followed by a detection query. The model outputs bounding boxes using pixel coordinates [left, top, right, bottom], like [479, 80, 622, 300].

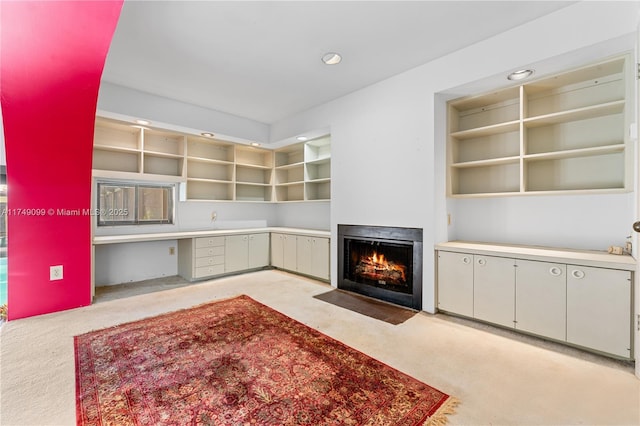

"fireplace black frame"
[338, 224, 423, 310]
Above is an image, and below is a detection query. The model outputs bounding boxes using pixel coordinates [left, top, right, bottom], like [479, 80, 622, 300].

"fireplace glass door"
[345, 238, 413, 295]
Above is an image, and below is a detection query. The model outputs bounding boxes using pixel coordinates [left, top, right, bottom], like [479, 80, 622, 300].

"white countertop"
[436, 241, 636, 271]
[93, 227, 331, 245]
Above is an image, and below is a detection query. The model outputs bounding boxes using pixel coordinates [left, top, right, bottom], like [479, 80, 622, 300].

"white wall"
[270, 1, 640, 314]
[97, 82, 270, 144]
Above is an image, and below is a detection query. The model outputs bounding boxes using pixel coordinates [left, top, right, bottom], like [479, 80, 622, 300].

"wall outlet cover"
[50, 265, 63, 281]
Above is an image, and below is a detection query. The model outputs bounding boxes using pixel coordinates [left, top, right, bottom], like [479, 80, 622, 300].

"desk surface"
[93, 227, 331, 245]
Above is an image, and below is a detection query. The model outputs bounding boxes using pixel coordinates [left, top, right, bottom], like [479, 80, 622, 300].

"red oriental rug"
[75, 295, 458, 425]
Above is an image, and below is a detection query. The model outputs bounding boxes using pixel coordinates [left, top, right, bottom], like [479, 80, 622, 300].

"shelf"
[235, 146, 273, 168]
[236, 184, 272, 202]
[187, 160, 233, 182]
[449, 87, 520, 133]
[144, 130, 185, 156]
[143, 153, 184, 177]
[187, 137, 234, 162]
[93, 149, 140, 173]
[186, 180, 233, 201]
[94, 118, 331, 203]
[275, 162, 305, 170]
[275, 165, 304, 185]
[236, 165, 272, 185]
[306, 181, 330, 201]
[524, 144, 624, 162]
[275, 183, 305, 202]
[523, 100, 625, 128]
[305, 136, 331, 162]
[451, 156, 520, 169]
[447, 53, 631, 198]
[525, 152, 624, 192]
[94, 118, 140, 150]
[450, 120, 520, 140]
[275, 145, 304, 167]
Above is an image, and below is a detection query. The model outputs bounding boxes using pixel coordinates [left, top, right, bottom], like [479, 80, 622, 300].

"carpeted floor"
[1, 270, 639, 425]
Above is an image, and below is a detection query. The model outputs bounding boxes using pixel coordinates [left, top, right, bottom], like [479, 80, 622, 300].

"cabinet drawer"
[194, 264, 225, 278]
[195, 237, 225, 248]
[195, 255, 225, 268]
[195, 246, 224, 258]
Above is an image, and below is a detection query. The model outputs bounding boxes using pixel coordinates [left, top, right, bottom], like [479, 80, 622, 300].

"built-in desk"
[92, 227, 331, 295]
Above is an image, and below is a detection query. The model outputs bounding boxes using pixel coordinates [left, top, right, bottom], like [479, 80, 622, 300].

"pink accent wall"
[1, 1, 123, 319]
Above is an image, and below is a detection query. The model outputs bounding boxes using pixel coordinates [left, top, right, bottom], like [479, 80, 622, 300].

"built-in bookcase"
[93, 118, 330, 202]
[447, 54, 632, 197]
[274, 135, 331, 202]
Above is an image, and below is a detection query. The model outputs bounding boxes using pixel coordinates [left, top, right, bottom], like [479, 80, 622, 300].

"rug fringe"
[426, 396, 460, 426]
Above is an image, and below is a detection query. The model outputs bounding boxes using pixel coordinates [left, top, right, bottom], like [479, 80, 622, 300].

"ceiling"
[102, 1, 575, 125]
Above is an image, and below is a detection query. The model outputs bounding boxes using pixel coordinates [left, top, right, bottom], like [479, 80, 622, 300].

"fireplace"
[338, 225, 422, 310]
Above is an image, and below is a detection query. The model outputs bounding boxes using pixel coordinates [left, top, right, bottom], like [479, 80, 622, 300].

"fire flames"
[355, 250, 407, 284]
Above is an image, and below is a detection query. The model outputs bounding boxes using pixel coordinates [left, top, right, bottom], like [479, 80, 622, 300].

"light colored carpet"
[1, 270, 639, 425]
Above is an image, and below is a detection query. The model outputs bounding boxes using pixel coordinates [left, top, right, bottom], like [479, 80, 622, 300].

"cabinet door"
[270, 233, 284, 268]
[567, 266, 631, 358]
[473, 255, 515, 328]
[248, 233, 270, 269]
[283, 234, 297, 271]
[515, 260, 566, 340]
[296, 236, 312, 275]
[225, 235, 249, 273]
[437, 251, 473, 317]
[310, 237, 330, 280]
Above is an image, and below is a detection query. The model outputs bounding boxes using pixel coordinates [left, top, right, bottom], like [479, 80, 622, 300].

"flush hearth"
[338, 225, 422, 310]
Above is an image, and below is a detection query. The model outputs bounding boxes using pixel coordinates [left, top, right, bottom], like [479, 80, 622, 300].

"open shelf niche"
[447, 54, 632, 197]
[93, 118, 330, 202]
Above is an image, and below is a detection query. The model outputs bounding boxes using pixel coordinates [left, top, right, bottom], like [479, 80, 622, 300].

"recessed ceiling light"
[250, 142, 261, 147]
[296, 136, 308, 142]
[135, 119, 151, 125]
[321, 52, 342, 65]
[507, 69, 534, 81]
[201, 132, 214, 137]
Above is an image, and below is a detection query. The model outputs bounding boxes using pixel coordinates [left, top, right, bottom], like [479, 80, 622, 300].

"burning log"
[354, 251, 407, 285]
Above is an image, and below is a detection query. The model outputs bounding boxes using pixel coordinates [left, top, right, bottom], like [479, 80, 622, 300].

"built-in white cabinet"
[566, 266, 632, 358]
[436, 241, 634, 359]
[224, 233, 270, 273]
[296, 236, 330, 280]
[436, 251, 474, 316]
[177, 236, 225, 281]
[515, 260, 566, 341]
[271, 233, 297, 271]
[474, 255, 515, 329]
[270, 232, 329, 281]
[93, 118, 330, 203]
[447, 54, 632, 197]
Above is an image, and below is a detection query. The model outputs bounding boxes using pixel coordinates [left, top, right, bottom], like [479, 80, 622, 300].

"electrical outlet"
[169, 246, 175, 255]
[211, 211, 217, 222]
[50, 265, 63, 281]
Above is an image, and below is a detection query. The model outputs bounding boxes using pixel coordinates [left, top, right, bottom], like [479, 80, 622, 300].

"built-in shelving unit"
[447, 54, 632, 197]
[93, 118, 330, 202]
[274, 135, 331, 202]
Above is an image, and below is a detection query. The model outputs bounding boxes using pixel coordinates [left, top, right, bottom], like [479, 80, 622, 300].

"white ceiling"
[102, 1, 574, 125]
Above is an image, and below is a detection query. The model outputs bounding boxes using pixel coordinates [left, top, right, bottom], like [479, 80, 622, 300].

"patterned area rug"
[75, 295, 458, 425]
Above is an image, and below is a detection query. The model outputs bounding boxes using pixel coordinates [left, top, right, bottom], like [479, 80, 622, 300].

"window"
[97, 182, 174, 226]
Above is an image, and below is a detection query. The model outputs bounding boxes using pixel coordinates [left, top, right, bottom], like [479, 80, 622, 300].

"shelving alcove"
[92, 117, 331, 203]
[447, 53, 633, 197]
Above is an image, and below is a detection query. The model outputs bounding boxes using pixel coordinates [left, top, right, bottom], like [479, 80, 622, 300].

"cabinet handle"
[462, 256, 471, 264]
[549, 267, 562, 277]
[477, 258, 486, 266]
[571, 269, 585, 279]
